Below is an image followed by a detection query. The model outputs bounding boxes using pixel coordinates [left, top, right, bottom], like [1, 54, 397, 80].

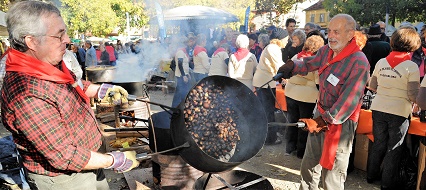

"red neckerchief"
[213, 47, 226, 56]
[5, 49, 89, 104]
[317, 103, 361, 170]
[386, 51, 411, 68]
[318, 38, 360, 75]
[250, 43, 259, 50]
[193, 45, 207, 57]
[423, 47, 426, 55]
[315, 38, 361, 170]
[297, 50, 313, 59]
[233, 48, 250, 62]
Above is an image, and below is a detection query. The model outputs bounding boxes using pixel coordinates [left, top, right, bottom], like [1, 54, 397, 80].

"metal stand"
[200, 171, 269, 190]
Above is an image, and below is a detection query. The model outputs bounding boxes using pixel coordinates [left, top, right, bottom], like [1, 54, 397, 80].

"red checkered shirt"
[293, 45, 370, 124]
[1, 66, 102, 176]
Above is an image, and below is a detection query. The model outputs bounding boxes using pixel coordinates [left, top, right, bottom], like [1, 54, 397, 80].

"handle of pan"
[119, 115, 148, 122]
[104, 127, 148, 132]
[136, 142, 190, 161]
[268, 122, 305, 128]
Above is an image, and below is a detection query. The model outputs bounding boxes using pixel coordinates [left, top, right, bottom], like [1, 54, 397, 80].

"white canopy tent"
[162, 6, 238, 23]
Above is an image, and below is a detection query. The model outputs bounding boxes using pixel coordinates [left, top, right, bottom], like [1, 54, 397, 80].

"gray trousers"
[299, 117, 356, 190]
[26, 169, 109, 190]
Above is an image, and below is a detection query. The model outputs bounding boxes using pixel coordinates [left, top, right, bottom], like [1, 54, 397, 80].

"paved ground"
[0, 89, 381, 190]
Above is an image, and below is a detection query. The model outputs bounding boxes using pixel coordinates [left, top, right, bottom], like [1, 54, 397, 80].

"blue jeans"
[285, 97, 316, 157]
[172, 76, 191, 107]
[367, 110, 409, 187]
[193, 73, 208, 83]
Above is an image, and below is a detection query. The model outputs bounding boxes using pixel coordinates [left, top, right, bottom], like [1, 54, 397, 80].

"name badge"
[327, 73, 339, 86]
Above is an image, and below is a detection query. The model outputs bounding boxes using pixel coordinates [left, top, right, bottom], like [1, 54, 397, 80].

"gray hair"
[235, 34, 249, 49]
[7, 1, 61, 52]
[258, 34, 270, 47]
[305, 22, 317, 30]
[292, 29, 307, 44]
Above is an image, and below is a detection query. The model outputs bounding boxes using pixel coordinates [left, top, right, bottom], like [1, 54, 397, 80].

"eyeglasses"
[45, 31, 68, 42]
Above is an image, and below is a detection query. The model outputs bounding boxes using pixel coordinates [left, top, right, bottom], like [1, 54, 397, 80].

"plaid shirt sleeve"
[293, 47, 370, 124]
[12, 95, 91, 172]
[292, 46, 325, 75]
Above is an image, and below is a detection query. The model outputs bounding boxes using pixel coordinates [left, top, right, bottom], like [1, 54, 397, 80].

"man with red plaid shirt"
[1, 2, 138, 189]
[277, 14, 370, 189]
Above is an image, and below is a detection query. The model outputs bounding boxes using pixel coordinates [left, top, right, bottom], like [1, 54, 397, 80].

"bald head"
[330, 14, 356, 31]
[377, 21, 386, 33]
[327, 14, 356, 54]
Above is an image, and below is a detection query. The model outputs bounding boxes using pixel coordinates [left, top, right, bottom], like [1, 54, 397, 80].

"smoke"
[113, 40, 170, 82]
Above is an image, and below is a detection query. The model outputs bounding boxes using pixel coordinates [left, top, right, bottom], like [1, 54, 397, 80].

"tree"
[393, 0, 426, 23]
[254, 0, 302, 25]
[110, 0, 149, 34]
[0, 0, 11, 12]
[323, 0, 425, 27]
[61, 0, 148, 37]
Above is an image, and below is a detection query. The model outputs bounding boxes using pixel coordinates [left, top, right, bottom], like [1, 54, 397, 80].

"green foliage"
[61, 0, 148, 37]
[323, 0, 425, 27]
[255, 0, 302, 25]
[0, 0, 11, 12]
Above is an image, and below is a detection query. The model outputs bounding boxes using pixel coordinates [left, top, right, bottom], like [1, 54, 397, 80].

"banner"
[244, 6, 250, 34]
[154, 1, 166, 39]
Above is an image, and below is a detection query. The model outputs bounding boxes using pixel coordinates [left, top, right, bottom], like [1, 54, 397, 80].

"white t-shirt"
[193, 50, 210, 74]
[370, 58, 420, 117]
[63, 50, 83, 88]
[252, 44, 284, 88]
[228, 52, 258, 90]
[209, 51, 229, 76]
[285, 54, 319, 103]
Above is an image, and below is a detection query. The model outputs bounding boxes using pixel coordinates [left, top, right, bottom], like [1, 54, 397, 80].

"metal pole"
[385, 0, 389, 34]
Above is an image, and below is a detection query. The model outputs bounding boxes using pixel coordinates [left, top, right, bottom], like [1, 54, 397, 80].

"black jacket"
[368, 38, 391, 74]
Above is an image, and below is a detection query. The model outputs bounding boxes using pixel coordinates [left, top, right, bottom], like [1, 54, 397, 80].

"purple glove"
[106, 151, 139, 173]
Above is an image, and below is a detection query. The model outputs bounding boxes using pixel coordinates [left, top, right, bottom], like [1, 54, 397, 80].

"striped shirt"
[292, 45, 370, 124]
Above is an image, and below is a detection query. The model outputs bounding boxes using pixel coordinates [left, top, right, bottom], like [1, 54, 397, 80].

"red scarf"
[5, 49, 89, 104]
[213, 47, 226, 56]
[316, 38, 361, 170]
[318, 104, 361, 170]
[233, 48, 250, 62]
[193, 45, 207, 57]
[386, 51, 411, 68]
[297, 50, 313, 59]
[319, 38, 361, 75]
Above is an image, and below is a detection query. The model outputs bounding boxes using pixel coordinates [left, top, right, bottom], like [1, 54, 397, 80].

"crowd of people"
[164, 13, 426, 190]
[1, 1, 426, 190]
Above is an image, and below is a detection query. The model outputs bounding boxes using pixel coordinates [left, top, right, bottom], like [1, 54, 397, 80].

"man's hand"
[275, 59, 295, 80]
[98, 84, 129, 106]
[106, 151, 139, 173]
[299, 117, 328, 133]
